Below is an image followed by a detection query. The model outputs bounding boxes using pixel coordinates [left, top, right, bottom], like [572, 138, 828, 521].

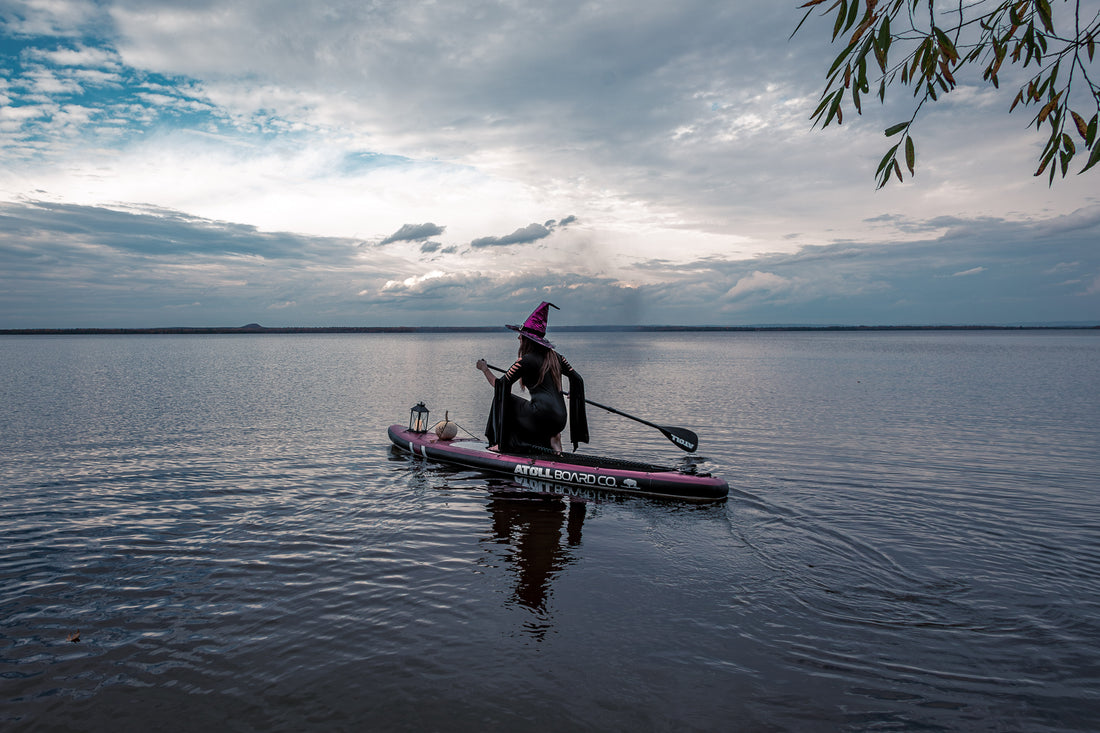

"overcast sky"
[1, 0, 1098, 328]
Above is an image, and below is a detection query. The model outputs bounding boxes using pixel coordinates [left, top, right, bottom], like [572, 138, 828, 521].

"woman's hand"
[476, 358, 495, 386]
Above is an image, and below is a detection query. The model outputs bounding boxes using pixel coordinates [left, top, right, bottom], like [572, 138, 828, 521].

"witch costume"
[485, 302, 589, 452]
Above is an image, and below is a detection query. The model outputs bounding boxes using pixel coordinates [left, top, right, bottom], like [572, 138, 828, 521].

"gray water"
[2, 331, 1098, 731]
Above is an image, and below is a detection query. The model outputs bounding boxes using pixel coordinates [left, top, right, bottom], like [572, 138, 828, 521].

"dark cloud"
[380, 222, 446, 245]
[469, 215, 577, 248]
[470, 222, 551, 248]
[0, 200, 352, 261]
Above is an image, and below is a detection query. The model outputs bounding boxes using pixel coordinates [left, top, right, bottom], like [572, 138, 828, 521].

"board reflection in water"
[483, 484, 587, 638]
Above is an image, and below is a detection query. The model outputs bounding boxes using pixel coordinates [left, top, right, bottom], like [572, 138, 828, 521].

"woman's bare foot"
[550, 434, 562, 453]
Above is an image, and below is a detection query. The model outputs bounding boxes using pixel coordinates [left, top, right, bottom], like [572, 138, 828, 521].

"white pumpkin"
[435, 411, 458, 440]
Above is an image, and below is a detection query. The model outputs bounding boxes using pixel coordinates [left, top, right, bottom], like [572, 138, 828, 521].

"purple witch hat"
[506, 301, 559, 349]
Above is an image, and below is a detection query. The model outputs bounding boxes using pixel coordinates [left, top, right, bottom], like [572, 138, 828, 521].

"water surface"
[2, 331, 1098, 731]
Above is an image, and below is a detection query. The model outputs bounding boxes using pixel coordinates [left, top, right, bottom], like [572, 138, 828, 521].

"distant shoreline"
[2, 324, 1098, 335]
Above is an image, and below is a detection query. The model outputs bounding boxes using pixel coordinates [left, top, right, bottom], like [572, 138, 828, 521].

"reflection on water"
[483, 488, 586, 637]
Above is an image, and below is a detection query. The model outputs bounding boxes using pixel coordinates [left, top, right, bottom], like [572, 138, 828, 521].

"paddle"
[486, 363, 699, 452]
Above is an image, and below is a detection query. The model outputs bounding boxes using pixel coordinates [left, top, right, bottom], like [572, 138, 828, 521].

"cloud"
[951, 267, 986, 277]
[725, 271, 796, 299]
[1, 199, 1099, 328]
[468, 216, 577, 248]
[380, 222, 446, 245]
[470, 222, 552, 248]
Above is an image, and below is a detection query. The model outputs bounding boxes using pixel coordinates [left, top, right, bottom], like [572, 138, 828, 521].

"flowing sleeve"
[485, 359, 523, 451]
[559, 354, 589, 451]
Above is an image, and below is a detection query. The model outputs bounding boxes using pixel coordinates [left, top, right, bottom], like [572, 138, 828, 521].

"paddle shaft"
[484, 362, 698, 452]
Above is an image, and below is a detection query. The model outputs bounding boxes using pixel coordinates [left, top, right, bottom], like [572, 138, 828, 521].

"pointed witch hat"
[506, 301, 559, 349]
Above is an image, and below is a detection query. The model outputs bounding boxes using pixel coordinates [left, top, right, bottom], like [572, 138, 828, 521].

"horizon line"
[3, 323, 1099, 335]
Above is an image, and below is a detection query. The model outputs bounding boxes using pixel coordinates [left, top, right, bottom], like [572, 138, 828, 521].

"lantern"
[409, 402, 430, 433]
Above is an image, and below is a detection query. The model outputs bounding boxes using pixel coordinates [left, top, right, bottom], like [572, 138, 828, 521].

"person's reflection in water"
[485, 489, 586, 638]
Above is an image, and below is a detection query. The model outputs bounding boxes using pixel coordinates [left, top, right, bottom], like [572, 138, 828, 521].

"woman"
[476, 302, 588, 453]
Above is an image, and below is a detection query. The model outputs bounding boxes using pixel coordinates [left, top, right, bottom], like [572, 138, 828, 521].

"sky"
[1, 0, 1098, 328]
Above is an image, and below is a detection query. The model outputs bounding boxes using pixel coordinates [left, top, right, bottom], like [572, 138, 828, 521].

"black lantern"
[409, 402, 430, 433]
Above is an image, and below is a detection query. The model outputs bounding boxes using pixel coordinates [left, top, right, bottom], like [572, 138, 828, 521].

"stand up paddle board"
[388, 424, 728, 502]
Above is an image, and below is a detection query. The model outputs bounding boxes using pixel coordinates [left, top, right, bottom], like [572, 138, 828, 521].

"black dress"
[485, 352, 589, 452]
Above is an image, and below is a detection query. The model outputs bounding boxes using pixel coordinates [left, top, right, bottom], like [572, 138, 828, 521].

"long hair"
[517, 337, 562, 391]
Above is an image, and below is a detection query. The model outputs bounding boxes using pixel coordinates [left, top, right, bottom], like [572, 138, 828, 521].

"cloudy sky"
[1, 0, 1097, 328]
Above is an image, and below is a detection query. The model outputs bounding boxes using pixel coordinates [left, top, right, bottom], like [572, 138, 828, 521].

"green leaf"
[905, 136, 916, 175]
[810, 94, 833, 123]
[1037, 0, 1054, 33]
[1079, 141, 1100, 174]
[823, 91, 843, 127]
[844, 0, 859, 33]
[832, 0, 847, 40]
[1061, 133, 1075, 157]
[876, 143, 901, 175]
[828, 44, 854, 77]
[885, 122, 908, 137]
[790, 8, 814, 40]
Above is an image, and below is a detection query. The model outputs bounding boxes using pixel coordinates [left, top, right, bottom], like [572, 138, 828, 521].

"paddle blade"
[661, 425, 698, 452]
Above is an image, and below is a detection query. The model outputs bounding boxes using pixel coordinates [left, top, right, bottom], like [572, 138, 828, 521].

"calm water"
[2, 331, 1098, 731]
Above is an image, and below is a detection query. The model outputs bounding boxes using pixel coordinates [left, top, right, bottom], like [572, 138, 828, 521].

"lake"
[2, 330, 1098, 731]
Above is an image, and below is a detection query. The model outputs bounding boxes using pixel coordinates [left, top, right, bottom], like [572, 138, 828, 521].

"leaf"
[1009, 89, 1024, 113]
[790, 9, 814, 40]
[823, 91, 843, 127]
[933, 27, 959, 63]
[844, 0, 859, 33]
[876, 143, 900, 176]
[1035, 146, 1056, 177]
[885, 122, 908, 137]
[1037, 0, 1054, 33]
[1072, 111, 1089, 140]
[833, 0, 848, 40]
[940, 59, 956, 87]
[1036, 97, 1058, 125]
[905, 136, 916, 175]
[828, 45, 854, 77]
[1079, 141, 1100, 174]
[811, 94, 833, 122]
[1061, 133, 1076, 157]
[1087, 115, 1098, 148]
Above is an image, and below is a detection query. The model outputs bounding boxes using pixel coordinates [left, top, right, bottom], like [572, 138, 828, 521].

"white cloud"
[725, 271, 797, 299]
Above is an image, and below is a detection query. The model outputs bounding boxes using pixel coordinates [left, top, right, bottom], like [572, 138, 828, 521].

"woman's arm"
[475, 358, 496, 386]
